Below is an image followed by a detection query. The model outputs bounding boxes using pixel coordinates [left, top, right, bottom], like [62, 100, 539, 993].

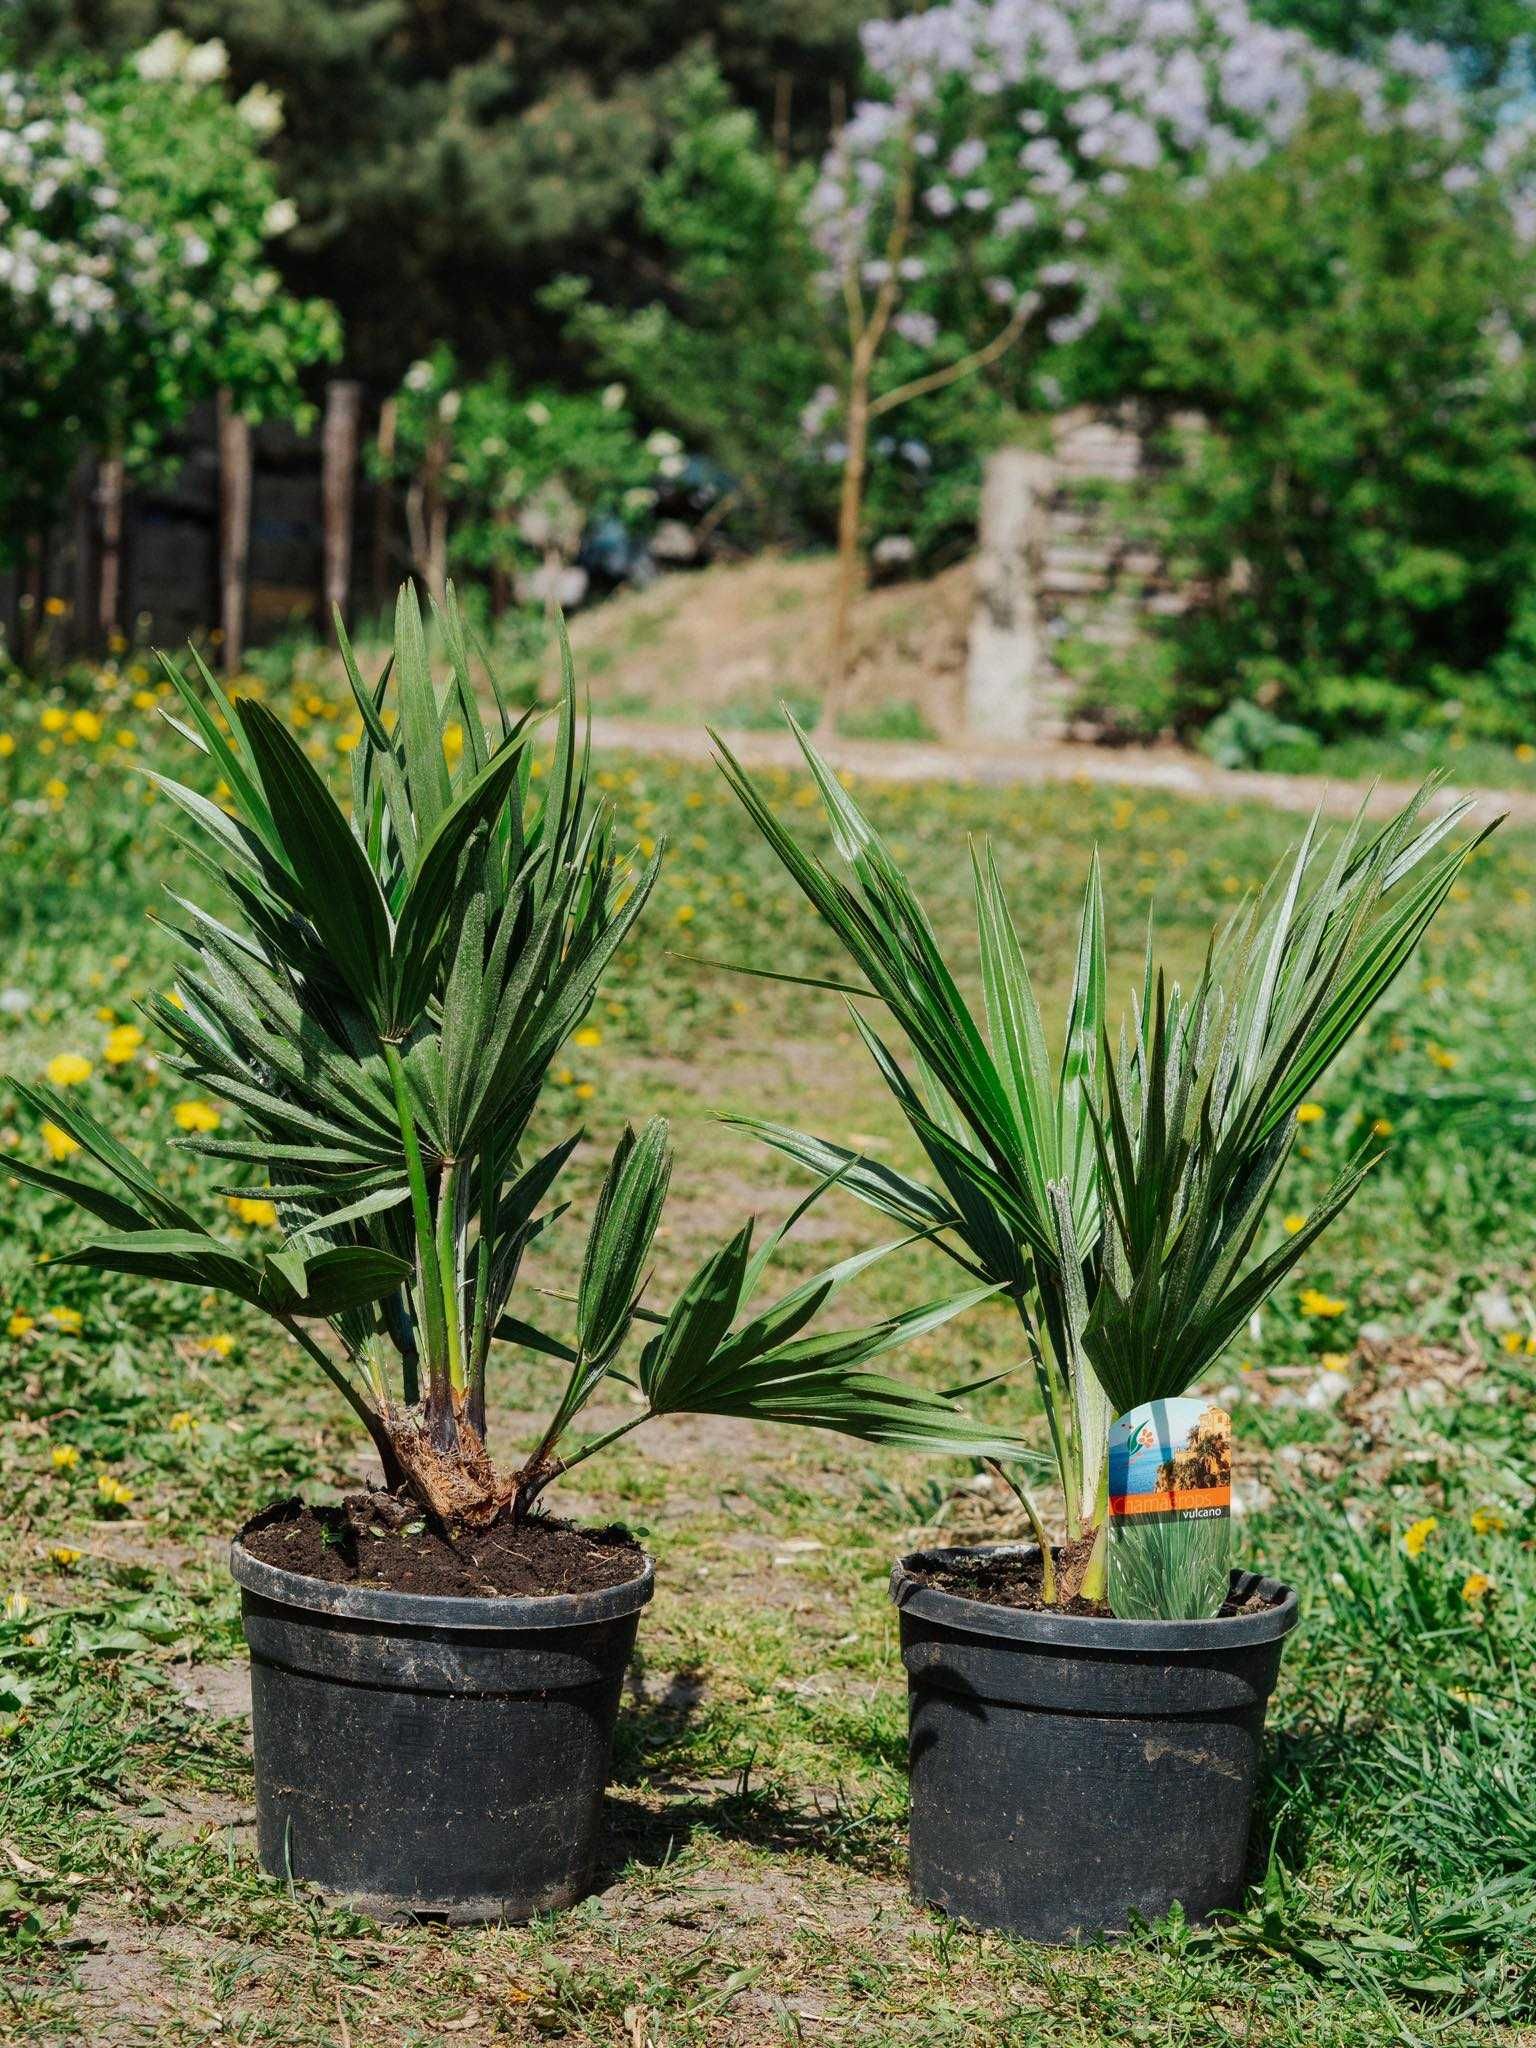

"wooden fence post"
[70, 455, 99, 655]
[372, 397, 397, 620]
[216, 389, 252, 675]
[97, 455, 125, 648]
[321, 379, 361, 640]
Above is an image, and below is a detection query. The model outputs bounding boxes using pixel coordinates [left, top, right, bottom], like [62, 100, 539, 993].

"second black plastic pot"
[891, 1544, 1298, 1944]
[230, 1533, 654, 1921]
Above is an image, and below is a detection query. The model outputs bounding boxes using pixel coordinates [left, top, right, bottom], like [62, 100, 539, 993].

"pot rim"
[891, 1542, 1297, 1652]
[230, 1534, 655, 1632]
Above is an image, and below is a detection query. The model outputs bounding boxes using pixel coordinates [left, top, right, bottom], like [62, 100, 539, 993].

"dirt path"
[590, 713, 1530, 829]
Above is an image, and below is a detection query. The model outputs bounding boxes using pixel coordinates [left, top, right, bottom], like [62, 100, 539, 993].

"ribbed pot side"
[230, 1538, 655, 1922]
[891, 1544, 1298, 1944]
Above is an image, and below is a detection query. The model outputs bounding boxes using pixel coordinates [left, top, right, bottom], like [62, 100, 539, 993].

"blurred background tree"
[7, 0, 889, 384]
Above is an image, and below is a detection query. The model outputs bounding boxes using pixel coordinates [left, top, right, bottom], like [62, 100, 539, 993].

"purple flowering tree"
[807, 0, 1522, 710]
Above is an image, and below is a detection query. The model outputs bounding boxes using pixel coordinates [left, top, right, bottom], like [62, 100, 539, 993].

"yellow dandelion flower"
[43, 776, 68, 802]
[168, 1410, 199, 1431]
[228, 1196, 278, 1228]
[1502, 1331, 1525, 1354]
[1320, 1352, 1350, 1372]
[1299, 1287, 1347, 1318]
[69, 709, 103, 743]
[4, 1591, 30, 1621]
[442, 723, 464, 765]
[572, 1027, 602, 1049]
[1470, 1506, 1506, 1535]
[9, 1313, 35, 1339]
[96, 1474, 134, 1508]
[336, 730, 360, 753]
[46, 1307, 82, 1334]
[50, 1443, 78, 1470]
[132, 689, 157, 712]
[44, 1053, 91, 1088]
[40, 707, 68, 733]
[1460, 1572, 1492, 1605]
[574, 1081, 595, 1101]
[173, 1100, 220, 1133]
[103, 1024, 144, 1066]
[50, 1546, 82, 1570]
[203, 1333, 235, 1358]
[0, 733, 14, 757]
[1282, 1212, 1305, 1235]
[1371, 1117, 1394, 1138]
[44, 596, 68, 619]
[1427, 1044, 1457, 1071]
[115, 729, 136, 750]
[1516, 742, 1535, 762]
[674, 905, 695, 925]
[41, 1122, 78, 1163]
[1402, 1516, 1438, 1558]
[1295, 1102, 1324, 1125]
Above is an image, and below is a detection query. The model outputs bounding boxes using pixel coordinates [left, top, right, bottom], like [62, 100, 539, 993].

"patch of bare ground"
[570, 553, 972, 736]
[168, 1661, 252, 1721]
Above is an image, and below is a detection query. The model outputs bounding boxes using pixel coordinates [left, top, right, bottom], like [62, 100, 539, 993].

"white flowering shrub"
[806, 0, 1534, 418]
[0, 36, 338, 557]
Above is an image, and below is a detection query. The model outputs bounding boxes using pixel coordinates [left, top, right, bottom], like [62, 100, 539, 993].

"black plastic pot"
[229, 1536, 654, 1921]
[891, 1544, 1298, 1944]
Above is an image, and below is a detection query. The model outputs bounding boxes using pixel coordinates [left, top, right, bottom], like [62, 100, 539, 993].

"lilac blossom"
[805, 0, 1536, 369]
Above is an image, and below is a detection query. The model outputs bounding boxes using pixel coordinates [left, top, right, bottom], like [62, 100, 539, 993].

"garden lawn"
[0, 659, 1533, 2047]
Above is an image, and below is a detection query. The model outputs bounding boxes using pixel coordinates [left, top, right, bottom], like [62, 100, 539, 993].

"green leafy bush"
[1080, 96, 1536, 741]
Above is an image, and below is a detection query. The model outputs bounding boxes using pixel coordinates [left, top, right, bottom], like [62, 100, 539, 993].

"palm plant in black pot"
[716, 719, 1492, 1940]
[8, 593, 1025, 1921]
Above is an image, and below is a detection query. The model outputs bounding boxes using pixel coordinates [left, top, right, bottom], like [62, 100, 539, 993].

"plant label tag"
[1107, 1397, 1231, 1620]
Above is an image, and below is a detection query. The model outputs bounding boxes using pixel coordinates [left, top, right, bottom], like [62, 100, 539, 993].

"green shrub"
[1082, 96, 1536, 741]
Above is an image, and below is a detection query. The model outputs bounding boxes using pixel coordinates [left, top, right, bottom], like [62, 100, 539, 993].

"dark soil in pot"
[906, 1539, 1284, 1619]
[242, 1495, 645, 1598]
[892, 1542, 1298, 1945]
[231, 1497, 654, 1923]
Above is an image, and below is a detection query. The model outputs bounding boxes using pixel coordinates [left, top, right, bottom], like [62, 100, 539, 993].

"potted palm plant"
[716, 719, 1491, 1941]
[8, 592, 1024, 1922]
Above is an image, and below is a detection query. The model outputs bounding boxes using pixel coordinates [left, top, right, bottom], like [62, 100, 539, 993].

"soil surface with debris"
[240, 1497, 647, 1598]
[907, 1539, 1277, 1619]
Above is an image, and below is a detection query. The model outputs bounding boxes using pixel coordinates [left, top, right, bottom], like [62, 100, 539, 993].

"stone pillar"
[965, 447, 1058, 742]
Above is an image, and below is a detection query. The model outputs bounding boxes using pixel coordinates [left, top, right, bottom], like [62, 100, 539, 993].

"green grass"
[0, 656, 1533, 2043]
[1246, 726, 1536, 797]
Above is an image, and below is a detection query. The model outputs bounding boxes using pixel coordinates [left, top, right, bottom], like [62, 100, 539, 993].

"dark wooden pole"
[97, 454, 125, 648]
[320, 379, 362, 640]
[216, 389, 252, 673]
[70, 454, 99, 655]
[372, 396, 397, 620]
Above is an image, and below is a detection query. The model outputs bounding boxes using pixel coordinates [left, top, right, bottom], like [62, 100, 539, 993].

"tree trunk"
[320, 380, 362, 641]
[216, 390, 252, 675]
[822, 353, 872, 733]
